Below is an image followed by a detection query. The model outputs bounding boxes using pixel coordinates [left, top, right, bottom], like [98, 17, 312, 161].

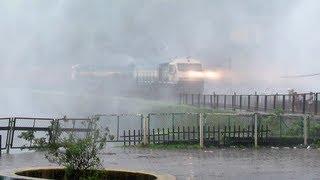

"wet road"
[1, 147, 320, 180]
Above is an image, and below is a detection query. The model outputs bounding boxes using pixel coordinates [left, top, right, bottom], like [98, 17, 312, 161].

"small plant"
[309, 122, 320, 138]
[19, 115, 112, 179]
[286, 120, 303, 137]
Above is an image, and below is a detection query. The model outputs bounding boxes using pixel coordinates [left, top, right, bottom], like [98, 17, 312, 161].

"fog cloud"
[0, 0, 319, 116]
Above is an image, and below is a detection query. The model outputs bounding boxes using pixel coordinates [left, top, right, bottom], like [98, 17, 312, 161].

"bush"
[19, 115, 112, 179]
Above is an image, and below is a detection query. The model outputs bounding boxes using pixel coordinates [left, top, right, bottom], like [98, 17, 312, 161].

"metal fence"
[0, 114, 144, 153]
[1, 113, 319, 154]
[120, 112, 319, 147]
[179, 92, 320, 115]
[0, 117, 91, 153]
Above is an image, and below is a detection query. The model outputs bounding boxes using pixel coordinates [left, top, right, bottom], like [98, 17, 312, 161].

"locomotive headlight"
[204, 71, 222, 80]
[187, 71, 204, 78]
[187, 70, 222, 80]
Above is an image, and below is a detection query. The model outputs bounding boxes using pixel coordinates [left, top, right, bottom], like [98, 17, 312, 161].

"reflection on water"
[1, 147, 320, 180]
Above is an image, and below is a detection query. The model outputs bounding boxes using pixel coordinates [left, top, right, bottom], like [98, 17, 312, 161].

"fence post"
[192, 94, 194, 105]
[231, 93, 234, 110]
[213, 92, 216, 109]
[315, 93, 318, 115]
[303, 115, 309, 146]
[282, 95, 286, 112]
[303, 94, 306, 114]
[117, 115, 120, 141]
[292, 94, 295, 113]
[171, 113, 175, 131]
[216, 94, 219, 109]
[199, 113, 204, 148]
[143, 114, 149, 145]
[185, 94, 188, 104]
[233, 92, 236, 111]
[264, 95, 268, 112]
[256, 94, 259, 111]
[248, 95, 251, 110]
[6, 118, 13, 154]
[273, 94, 277, 110]
[254, 113, 258, 148]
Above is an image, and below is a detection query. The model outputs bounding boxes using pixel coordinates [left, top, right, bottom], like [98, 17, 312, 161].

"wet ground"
[1, 147, 320, 180]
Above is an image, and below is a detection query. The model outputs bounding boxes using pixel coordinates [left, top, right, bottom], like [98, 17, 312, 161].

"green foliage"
[309, 122, 320, 138]
[286, 120, 303, 136]
[19, 115, 111, 179]
[274, 108, 284, 116]
[313, 139, 320, 148]
[262, 108, 284, 136]
[139, 142, 200, 150]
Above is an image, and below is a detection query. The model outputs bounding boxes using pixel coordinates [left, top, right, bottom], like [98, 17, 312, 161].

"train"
[71, 58, 221, 97]
[135, 58, 206, 95]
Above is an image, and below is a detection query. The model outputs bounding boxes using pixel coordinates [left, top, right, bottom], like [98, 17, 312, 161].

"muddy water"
[1, 147, 320, 180]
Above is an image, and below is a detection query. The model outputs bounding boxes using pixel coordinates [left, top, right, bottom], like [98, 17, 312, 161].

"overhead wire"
[281, 73, 320, 78]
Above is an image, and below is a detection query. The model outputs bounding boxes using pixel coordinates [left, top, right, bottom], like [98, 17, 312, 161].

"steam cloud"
[0, 0, 319, 116]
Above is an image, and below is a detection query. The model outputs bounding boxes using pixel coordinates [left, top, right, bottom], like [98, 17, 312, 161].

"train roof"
[160, 58, 201, 66]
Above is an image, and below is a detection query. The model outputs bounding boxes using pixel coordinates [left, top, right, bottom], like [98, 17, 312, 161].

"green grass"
[146, 103, 236, 114]
[136, 142, 201, 150]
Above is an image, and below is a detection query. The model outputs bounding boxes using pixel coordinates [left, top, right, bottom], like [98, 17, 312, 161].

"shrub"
[19, 115, 112, 179]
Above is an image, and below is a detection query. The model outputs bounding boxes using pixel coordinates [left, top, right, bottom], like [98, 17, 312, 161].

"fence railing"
[0, 117, 91, 154]
[111, 112, 320, 147]
[1, 112, 319, 154]
[179, 92, 320, 115]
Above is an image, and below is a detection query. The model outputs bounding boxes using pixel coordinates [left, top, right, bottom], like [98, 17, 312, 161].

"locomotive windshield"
[177, 63, 202, 71]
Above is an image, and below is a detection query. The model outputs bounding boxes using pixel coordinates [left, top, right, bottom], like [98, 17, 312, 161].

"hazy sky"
[0, 0, 319, 91]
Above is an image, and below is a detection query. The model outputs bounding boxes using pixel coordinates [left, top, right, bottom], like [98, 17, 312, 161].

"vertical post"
[6, 118, 12, 154]
[264, 95, 268, 112]
[239, 95, 243, 110]
[233, 92, 236, 110]
[256, 94, 259, 111]
[231, 93, 235, 110]
[134, 130, 136, 145]
[303, 94, 306, 114]
[292, 94, 295, 113]
[148, 115, 151, 144]
[185, 94, 188, 104]
[224, 95, 227, 109]
[191, 94, 194, 105]
[128, 130, 131, 146]
[273, 94, 277, 110]
[198, 94, 201, 107]
[123, 130, 126, 146]
[117, 115, 120, 141]
[216, 95, 219, 108]
[315, 93, 318, 115]
[248, 95, 251, 110]
[199, 113, 204, 148]
[143, 114, 149, 145]
[282, 95, 286, 112]
[213, 92, 216, 109]
[171, 113, 175, 131]
[140, 114, 143, 136]
[303, 115, 308, 146]
[210, 95, 213, 108]
[254, 113, 258, 148]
